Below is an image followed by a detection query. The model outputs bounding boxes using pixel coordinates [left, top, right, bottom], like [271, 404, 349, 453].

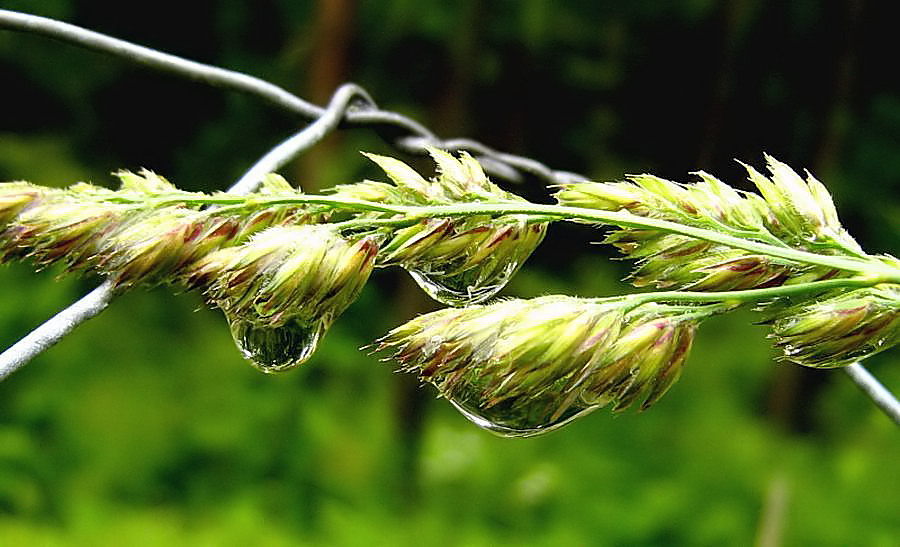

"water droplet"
[445, 391, 602, 438]
[407, 261, 518, 306]
[226, 314, 326, 373]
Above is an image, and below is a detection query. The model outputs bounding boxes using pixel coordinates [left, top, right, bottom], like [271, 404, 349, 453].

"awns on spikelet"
[0, 171, 308, 286]
[765, 284, 900, 368]
[555, 155, 863, 291]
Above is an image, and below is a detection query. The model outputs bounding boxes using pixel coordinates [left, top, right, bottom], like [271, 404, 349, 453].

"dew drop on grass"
[407, 261, 519, 306]
[226, 314, 326, 373]
[445, 390, 602, 438]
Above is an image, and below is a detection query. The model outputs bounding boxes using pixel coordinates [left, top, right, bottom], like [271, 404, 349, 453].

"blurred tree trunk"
[389, 275, 440, 507]
[766, 0, 863, 433]
[293, 0, 356, 192]
[697, 0, 757, 167]
[432, 0, 479, 138]
[813, 0, 863, 174]
[387, 0, 482, 507]
[307, 0, 355, 104]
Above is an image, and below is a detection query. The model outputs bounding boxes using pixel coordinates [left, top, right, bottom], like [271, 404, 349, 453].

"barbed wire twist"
[0, 9, 896, 425]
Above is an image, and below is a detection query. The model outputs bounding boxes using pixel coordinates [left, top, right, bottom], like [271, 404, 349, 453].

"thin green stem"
[332, 217, 418, 231]
[620, 277, 880, 308]
[151, 194, 404, 214]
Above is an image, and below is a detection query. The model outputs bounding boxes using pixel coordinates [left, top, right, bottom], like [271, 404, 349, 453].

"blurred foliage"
[0, 1, 898, 544]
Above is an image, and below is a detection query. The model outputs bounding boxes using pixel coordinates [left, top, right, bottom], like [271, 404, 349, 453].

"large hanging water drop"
[445, 390, 603, 438]
[226, 313, 326, 373]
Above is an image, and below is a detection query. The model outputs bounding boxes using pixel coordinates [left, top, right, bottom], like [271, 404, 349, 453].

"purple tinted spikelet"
[0, 183, 39, 225]
[188, 225, 379, 372]
[0, 171, 311, 286]
[96, 209, 252, 286]
[556, 157, 860, 291]
[332, 148, 547, 305]
[189, 225, 378, 328]
[767, 284, 900, 368]
[378, 215, 546, 305]
[0, 183, 141, 271]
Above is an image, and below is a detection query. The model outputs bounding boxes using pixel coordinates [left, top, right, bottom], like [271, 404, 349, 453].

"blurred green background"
[0, 1, 898, 545]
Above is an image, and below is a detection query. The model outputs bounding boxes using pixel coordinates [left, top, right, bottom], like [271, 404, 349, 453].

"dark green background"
[0, 1, 897, 544]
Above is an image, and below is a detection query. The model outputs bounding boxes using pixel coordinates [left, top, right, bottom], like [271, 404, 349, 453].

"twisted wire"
[0, 9, 584, 187]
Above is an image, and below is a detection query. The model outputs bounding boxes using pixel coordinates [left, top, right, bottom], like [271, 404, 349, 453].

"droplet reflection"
[226, 314, 325, 373]
[407, 260, 519, 306]
[446, 389, 604, 438]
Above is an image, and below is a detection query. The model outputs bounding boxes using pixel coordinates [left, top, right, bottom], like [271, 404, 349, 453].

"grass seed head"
[768, 285, 900, 368]
[192, 225, 378, 329]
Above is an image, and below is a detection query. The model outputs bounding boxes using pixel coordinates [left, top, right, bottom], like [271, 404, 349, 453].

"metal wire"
[0, 279, 117, 379]
[0, 9, 896, 427]
[229, 83, 377, 195]
[844, 363, 900, 425]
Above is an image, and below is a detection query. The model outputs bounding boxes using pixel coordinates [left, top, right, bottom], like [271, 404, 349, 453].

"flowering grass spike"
[1, 152, 898, 433]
